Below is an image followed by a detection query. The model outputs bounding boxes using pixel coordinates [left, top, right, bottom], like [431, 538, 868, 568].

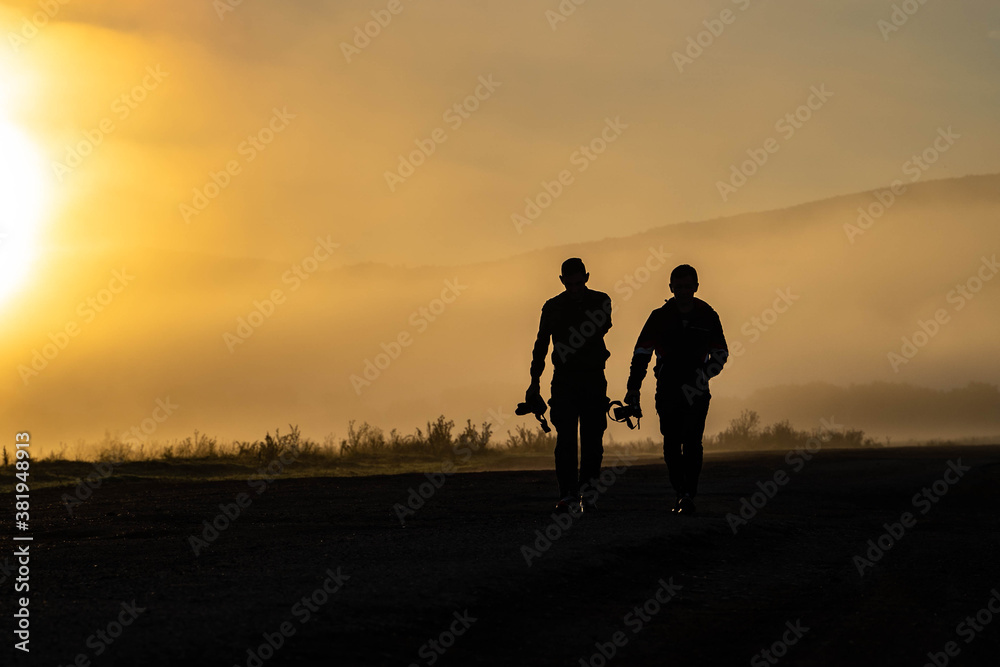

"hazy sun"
[0, 119, 47, 307]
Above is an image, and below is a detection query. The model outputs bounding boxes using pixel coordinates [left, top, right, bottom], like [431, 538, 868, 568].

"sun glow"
[0, 117, 48, 308]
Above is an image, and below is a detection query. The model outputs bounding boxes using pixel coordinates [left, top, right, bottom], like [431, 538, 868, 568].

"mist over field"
[3, 174, 999, 452]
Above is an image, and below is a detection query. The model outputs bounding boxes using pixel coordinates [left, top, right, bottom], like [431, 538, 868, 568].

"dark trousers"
[548, 369, 608, 499]
[656, 385, 711, 498]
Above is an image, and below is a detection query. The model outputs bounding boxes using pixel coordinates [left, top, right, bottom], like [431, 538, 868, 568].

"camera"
[515, 393, 551, 433]
[609, 401, 642, 430]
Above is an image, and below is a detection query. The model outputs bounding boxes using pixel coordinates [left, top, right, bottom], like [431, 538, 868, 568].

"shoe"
[555, 496, 579, 513]
[676, 494, 696, 515]
[581, 497, 598, 514]
[670, 497, 682, 513]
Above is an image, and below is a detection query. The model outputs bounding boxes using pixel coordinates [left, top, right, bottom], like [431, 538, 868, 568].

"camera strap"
[607, 400, 641, 430]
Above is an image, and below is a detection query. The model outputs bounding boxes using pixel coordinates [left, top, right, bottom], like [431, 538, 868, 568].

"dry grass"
[2, 411, 885, 476]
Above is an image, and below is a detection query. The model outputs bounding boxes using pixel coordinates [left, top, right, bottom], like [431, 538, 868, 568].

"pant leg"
[578, 374, 608, 492]
[549, 382, 581, 499]
[680, 393, 710, 497]
[656, 388, 688, 497]
[657, 386, 711, 497]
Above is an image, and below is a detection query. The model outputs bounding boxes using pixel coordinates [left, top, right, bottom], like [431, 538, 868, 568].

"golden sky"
[1, 0, 999, 447]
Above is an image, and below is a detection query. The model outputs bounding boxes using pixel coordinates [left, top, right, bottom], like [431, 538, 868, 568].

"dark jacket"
[530, 288, 612, 380]
[627, 297, 728, 391]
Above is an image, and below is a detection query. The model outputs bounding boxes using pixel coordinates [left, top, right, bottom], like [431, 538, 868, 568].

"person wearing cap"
[624, 264, 728, 515]
[526, 258, 613, 512]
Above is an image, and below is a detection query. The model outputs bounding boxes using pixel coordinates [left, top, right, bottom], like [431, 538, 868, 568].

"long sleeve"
[703, 310, 729, 378]
[599, 295, 612, 336]
[529, 304, 551, 382]
[627, 311, 659, 391]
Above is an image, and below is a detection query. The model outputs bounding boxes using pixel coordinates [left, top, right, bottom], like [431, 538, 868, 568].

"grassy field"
[0, 411, 895, 493]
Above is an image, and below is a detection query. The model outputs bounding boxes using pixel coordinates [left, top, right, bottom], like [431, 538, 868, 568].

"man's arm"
[626, 310, 660, 396]
[528, 303, 551, 392]
[702, 310, 729, 378]
[598, 293, 612, 336]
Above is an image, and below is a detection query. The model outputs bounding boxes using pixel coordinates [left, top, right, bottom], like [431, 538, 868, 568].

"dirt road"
[5, 445, 999, 666]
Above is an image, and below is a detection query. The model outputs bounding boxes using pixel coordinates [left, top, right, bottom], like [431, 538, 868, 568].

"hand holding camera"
[608, 392, 642, 430]
[516, 381, 551, 433]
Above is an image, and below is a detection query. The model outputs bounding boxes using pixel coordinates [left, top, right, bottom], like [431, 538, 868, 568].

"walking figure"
[624, 264, 728, 514]
[526, 258, 613, 512]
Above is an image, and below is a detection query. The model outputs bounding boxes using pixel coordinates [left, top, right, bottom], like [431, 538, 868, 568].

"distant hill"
[4, 174, 999, 447]
[710, 381, 1000, 442]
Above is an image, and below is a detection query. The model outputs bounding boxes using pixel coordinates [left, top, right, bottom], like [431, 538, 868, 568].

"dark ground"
[3, 445, 1000, 666]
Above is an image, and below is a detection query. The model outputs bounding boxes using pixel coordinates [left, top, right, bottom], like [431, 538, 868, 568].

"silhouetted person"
[624, 264, 728, 514]
[527, 258, 612, 512]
